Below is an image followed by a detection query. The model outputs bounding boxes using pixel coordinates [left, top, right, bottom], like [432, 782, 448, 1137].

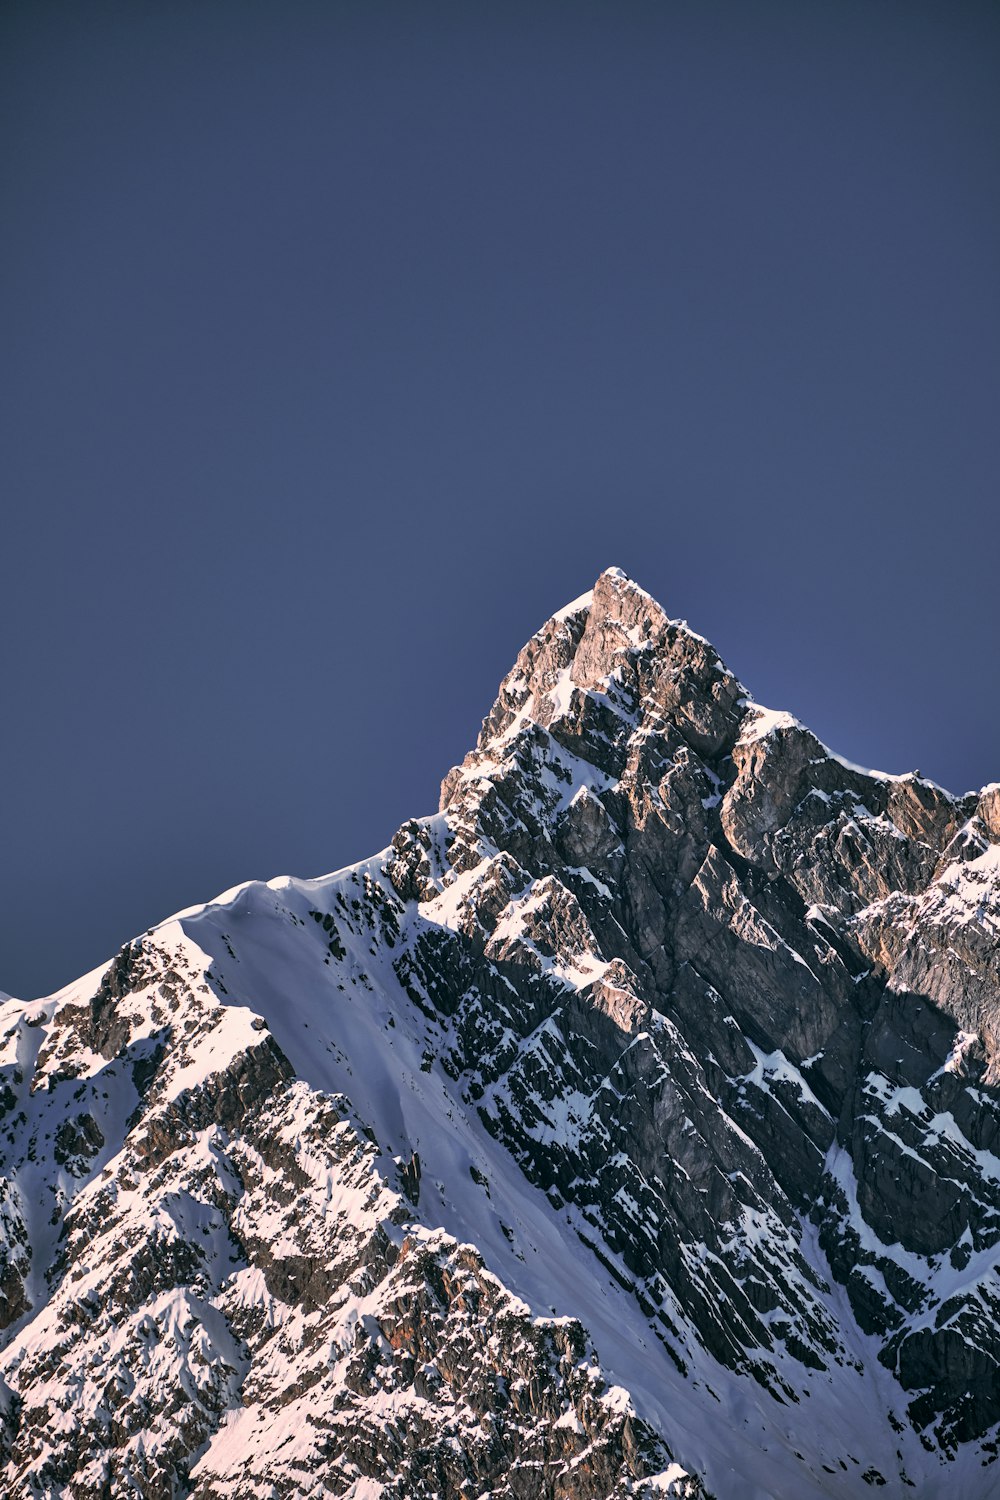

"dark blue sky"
[3, 1, 998, 998]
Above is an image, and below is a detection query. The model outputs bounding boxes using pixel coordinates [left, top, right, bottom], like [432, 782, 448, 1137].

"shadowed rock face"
[425, 568, 1000, 1455]
[0, 568, 998, 1499]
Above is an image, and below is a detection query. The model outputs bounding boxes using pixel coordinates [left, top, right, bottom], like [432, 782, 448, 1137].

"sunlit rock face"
[1, 568, 999, 1499]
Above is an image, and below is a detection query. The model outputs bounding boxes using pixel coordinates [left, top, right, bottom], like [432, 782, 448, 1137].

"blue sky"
[3, 0, 998, 996]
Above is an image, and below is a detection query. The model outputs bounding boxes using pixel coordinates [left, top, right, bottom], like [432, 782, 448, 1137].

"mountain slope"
[2, 567, 999, 1499]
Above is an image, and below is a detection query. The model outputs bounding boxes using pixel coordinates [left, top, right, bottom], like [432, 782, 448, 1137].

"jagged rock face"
[425, 571, 1000, 1458]
[1, 567, 999, 1499]
[0, 934, 699, 1500]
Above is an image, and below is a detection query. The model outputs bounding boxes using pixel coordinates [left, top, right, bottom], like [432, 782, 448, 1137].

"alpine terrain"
[3, 567, 1000, 1500]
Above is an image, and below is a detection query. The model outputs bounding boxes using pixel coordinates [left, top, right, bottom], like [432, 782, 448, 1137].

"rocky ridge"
[1, 567, 998, 1498]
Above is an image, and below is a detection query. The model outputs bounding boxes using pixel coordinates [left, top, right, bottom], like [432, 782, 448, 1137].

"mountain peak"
[1, 571, 999, 1498]
[457, 568, 740, 796]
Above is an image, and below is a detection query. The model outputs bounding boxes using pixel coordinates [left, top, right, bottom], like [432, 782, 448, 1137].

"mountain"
[2, 566, 999, 1499]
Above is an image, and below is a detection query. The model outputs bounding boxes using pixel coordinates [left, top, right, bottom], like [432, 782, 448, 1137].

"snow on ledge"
[552, 589, 595, 622]
[736, 703, 804, 745]
[737, 701, 957, 796]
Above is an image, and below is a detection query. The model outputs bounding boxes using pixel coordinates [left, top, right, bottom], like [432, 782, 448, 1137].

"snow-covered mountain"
[2, 567, 999, 1499]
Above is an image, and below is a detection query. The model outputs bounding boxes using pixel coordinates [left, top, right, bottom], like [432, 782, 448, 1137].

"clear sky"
[3, 1, 998, 999]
